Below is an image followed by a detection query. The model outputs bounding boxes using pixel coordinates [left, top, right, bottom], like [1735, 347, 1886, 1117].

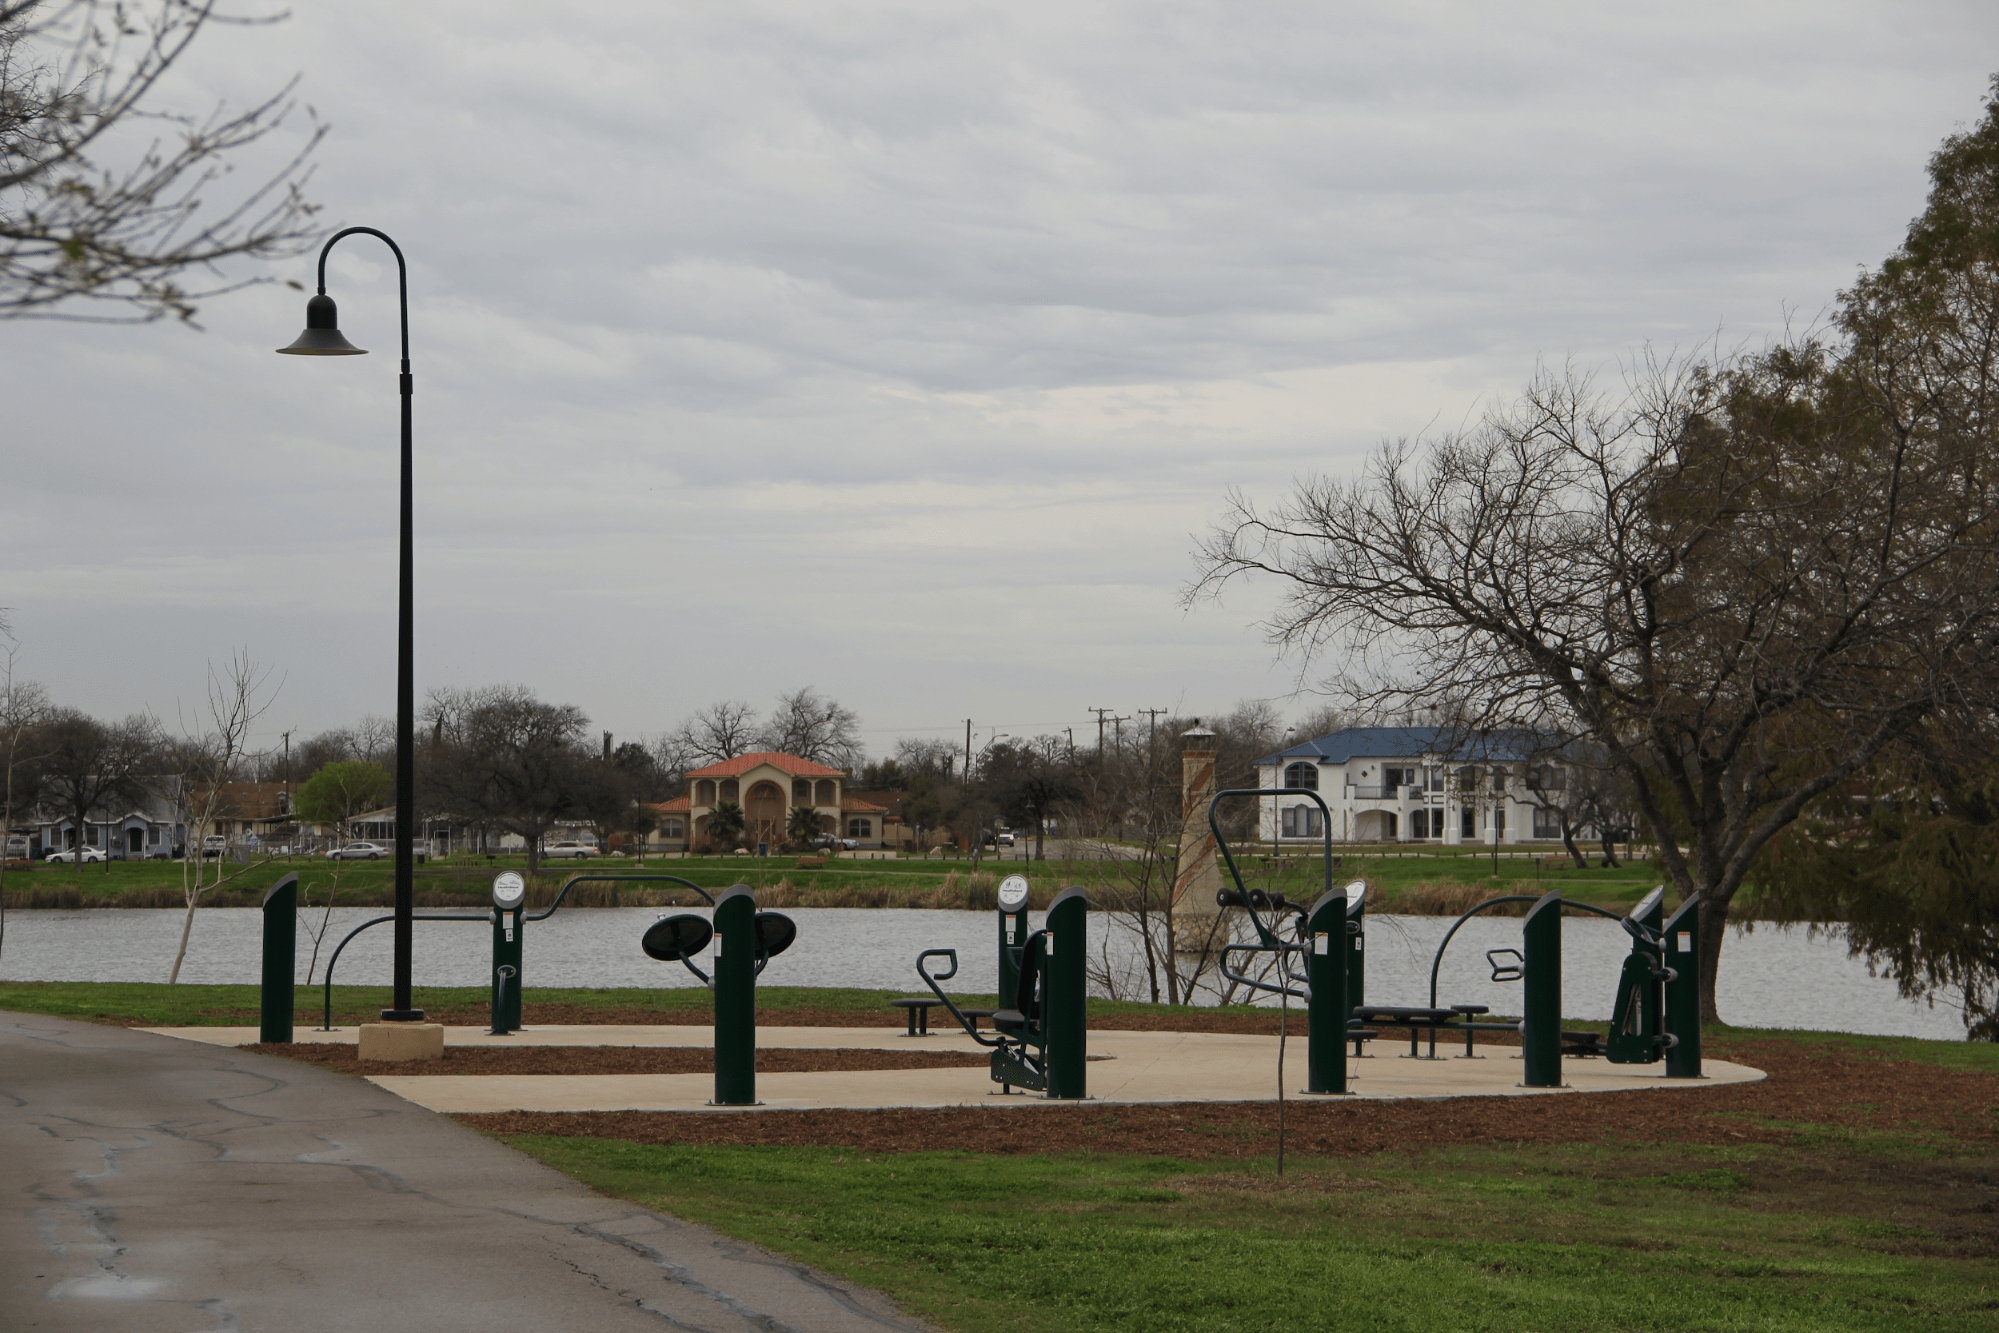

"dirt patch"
[451, 1042, 1999, 1160]
[239, 1043, 992, 1077]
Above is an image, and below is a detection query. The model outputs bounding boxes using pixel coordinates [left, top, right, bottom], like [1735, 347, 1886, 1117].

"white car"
[200, 835, 229, 858]
[543, 840, 596, 859]
[995, 831, 1015, 846]
[326, 841, 389, 861]
[47, 846, 108, 864]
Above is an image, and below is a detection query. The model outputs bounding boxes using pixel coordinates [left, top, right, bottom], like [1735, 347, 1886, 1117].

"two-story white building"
[1255, 726, 1572, 846]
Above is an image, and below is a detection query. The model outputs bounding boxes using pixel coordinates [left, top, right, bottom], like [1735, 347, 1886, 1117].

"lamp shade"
[276, 293, 366, 355]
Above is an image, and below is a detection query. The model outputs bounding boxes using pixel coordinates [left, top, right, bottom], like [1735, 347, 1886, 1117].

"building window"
[696, 780, 716, 805]
[1383, 767, 1417, 791]
[148, 826, 161, 845]
[793, 779, 810, 802]
[1282, 762, 1318, 790]
[1461, 807, 1477, 838]
[1281, 805, 1323, 837]
[1530, 765, 1564, 791]
[663, 819, 684, 838]
[848, 818, 872, 838]
[1454, 766, 1479, 792]
[1426, 766, 1445, 792]
[1533, 808, 1563, 839]
[720, 779, 739, 801]
[1491, 768, 1509, 793]
[1412, 809, 1430, 839]
[815, 779, 836, 805]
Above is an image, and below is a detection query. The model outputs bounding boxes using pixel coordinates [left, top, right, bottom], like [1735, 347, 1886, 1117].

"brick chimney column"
[1171, 726, 1220, 950]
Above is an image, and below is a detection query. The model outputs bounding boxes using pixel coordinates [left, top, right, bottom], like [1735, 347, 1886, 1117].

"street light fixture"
[277, 225, 423, 1022]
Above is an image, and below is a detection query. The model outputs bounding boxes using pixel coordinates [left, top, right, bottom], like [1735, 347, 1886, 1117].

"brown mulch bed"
[450, 1041, 1999, 1159]
[239, 1042, 992, 1076]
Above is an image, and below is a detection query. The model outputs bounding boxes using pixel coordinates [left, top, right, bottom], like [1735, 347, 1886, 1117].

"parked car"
[542, 840, 596, 859]
[5, 835, 29, 858]
[47, 846, 107, 864]
[200, 835, 229, 858]
[808, 836, 860, 851]
[325, 841, 389, 861]
[995, 830, 1016, 846]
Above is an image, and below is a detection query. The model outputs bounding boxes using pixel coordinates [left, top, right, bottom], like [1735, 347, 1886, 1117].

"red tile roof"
[685, 752, 844, 779]
[654, 797, 692, 813]
[840, 795, 887, 813]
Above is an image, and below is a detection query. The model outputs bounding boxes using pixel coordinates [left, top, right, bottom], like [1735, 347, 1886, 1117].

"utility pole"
[964, 719, 973, 783]
[1110, 714, 1131, 751]
[1137, 708, 1168, 748]
[1087, 707, 1112, 754]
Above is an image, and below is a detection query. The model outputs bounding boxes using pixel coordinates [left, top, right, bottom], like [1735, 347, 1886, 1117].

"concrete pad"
[364, 1034, 1762, 1114]
[357, 1021, 444, 1061]
[140, 1022, 1764, 1114]
[1, 1011, 933, 1332]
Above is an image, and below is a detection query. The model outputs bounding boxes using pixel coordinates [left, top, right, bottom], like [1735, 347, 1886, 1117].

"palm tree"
[787, 803, 825, 846]
[706, 800, 746, 848]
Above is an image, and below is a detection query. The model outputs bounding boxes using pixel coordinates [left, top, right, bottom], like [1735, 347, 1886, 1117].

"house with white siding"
[1255, 726, 1576, 846]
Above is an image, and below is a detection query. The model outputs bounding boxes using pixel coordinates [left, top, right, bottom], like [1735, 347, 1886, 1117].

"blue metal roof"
[1257, 725, 1550, 768]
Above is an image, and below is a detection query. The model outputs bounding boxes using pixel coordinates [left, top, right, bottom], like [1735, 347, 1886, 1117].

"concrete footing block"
[358, 1023, 445, 1062]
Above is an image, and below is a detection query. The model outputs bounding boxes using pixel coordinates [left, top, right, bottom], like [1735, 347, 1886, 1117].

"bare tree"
[758, 686, 863, 768]
[1191, 344, 1999, 1020]
[672, 700, 760, 765]
[167, 649, 279, 982]
[1, 0, 324, 322]
[0, 632, 50, 967]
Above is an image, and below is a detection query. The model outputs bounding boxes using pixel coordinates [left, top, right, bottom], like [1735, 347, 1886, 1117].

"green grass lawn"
[0, 845, 1673, 914]
[513, 1135, 1999, 1332]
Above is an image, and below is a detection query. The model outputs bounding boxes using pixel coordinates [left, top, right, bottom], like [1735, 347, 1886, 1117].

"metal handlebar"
[915, 948, 1008, 1049]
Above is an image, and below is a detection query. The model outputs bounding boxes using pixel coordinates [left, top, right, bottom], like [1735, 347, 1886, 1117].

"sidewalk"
[0, 1012, 934, 1333]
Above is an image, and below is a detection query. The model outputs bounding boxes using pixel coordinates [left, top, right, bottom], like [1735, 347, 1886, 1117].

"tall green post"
[1043, 887, 1089, 1100]
[259, 873, 298, 1044]
[1663, 894, 1703, 1079]
[712, 884, 759, 1106]
[490, 904, 524, 1033]
[1521, 890, 1564, 1088]
[1344, 880, 1367, 1015]
[1303, 887, 1351, 1094]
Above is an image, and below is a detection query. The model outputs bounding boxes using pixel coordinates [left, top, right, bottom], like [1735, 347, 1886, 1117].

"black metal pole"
[311, 226, 422, 1022]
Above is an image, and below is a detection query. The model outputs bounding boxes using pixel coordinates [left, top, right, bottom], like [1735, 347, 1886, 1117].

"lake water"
[0, 906, 1969, 1041]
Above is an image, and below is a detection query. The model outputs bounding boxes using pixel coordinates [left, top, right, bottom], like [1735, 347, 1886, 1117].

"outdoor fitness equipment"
[641, 883, 798, 1106]
[1418, 886, 1705, 1081]
[915, 883, 1090, 1099]
[312, 871, 720, 1032]
[1208, 786, 1358, 1096]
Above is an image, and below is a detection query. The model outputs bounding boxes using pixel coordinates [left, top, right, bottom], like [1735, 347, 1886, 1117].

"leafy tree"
[418, 685, 588, 873]
[1, 0, 324, 322]
[294, 760, 391, 837]
[37, 709, 155, 858]
[982, 736, 1079, 862]
[1759, 716, 1999, 1037]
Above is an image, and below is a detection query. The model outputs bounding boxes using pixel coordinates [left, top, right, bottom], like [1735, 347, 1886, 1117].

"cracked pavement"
[0, 1012, 935, 1332]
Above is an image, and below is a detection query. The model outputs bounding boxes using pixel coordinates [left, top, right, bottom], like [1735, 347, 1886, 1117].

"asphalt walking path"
[0, 1012, 934, 1333]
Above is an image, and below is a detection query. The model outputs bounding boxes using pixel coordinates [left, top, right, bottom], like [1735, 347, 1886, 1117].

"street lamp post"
[277, 226, 423, 1022]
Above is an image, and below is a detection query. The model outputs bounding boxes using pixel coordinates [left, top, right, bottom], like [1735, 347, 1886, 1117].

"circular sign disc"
[492, 871, 527, 908]
[997, 874, 1030, 910]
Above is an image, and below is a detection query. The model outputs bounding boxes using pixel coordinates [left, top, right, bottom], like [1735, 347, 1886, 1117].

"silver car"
[326, 841, 388, 861]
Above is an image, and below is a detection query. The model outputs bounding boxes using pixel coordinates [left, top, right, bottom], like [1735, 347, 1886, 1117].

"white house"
[1255, 726, 1574, 846]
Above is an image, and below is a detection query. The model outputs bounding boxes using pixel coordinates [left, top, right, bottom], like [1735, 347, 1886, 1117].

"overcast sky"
[5, 1, 1996, 758]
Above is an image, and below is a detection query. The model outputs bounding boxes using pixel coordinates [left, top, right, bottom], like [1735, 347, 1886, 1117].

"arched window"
[696, 780, 716, 805]
[1454, 766, 1479, 791]
[814, 779, 836, 805]
[1281, 804, 1324, 837]
[1282, 762, 1318, 790]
